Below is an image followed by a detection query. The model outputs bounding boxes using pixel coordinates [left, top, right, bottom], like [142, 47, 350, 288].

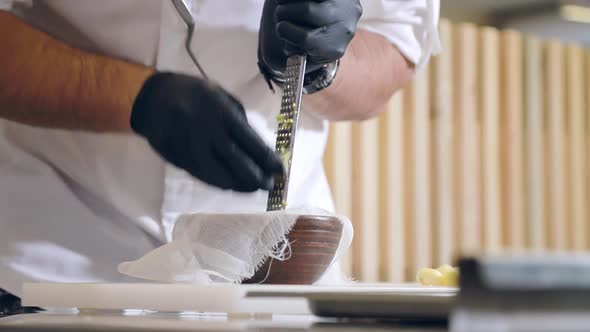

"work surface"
[0, 312, 447, 332]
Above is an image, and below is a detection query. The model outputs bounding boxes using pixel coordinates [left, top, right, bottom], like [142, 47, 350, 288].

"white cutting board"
[22, 283, 310, 315]
[22, 283, 457, 315]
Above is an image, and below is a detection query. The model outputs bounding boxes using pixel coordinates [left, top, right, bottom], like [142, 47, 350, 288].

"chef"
[0, 0, 440, 312]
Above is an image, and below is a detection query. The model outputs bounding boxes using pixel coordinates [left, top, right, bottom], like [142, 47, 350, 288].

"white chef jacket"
[0, 0, 440, 296]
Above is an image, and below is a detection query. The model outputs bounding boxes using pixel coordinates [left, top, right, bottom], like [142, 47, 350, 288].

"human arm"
[0, 11, 152, 131]
[303, 29, 414, 121]
[258, 0, 440, 121]
[0, 11, 283, 191]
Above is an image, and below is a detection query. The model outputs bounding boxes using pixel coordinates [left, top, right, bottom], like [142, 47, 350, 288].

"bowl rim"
[294, 214, 340, 220]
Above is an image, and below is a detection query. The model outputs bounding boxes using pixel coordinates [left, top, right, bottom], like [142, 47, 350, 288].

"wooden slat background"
[525, 37, 545, 251]
[324, 19, 590, 282]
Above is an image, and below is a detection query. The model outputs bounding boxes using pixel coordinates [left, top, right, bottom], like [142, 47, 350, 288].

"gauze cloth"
[118, 208, 353, 284]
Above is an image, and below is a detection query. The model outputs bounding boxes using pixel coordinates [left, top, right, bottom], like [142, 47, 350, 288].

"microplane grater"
[266, 55, 307, 211]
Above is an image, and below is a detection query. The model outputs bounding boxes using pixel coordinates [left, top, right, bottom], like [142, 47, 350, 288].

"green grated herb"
[277, 145, 291, 168]
[276, 114, 287, 124]
[276, 114, 294, 130]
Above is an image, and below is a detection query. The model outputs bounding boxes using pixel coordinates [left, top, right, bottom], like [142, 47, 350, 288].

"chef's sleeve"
[0, 0, 30, 11]
[0, 0, 12, 10]
[358, 0, 442, 69]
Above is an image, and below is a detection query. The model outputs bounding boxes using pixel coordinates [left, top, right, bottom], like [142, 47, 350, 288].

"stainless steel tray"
[247, 284, 457, 320]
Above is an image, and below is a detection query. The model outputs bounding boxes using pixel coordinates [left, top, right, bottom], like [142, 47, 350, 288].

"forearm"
[0, 12, 153, 132]
[304, 29, 414, 121]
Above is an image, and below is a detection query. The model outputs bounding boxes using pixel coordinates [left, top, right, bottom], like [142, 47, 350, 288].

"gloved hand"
[258, 0, 362, 81]
[130, 72, 284, 192]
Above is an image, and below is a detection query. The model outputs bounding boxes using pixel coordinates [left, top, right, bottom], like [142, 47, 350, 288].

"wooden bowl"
[242, 215, 343, 285]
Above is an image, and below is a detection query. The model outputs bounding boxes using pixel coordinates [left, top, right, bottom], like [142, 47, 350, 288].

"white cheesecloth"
[118, 207, 353, 284]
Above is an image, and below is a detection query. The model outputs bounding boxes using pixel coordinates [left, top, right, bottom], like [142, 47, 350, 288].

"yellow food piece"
[277, 114, 287, 123]
[279, 148, 291, 168]
[436, 264, 455, 275]
[437, 265, 459, 286]
[416, 268, 444, 286]
[417, 265, 459, 287]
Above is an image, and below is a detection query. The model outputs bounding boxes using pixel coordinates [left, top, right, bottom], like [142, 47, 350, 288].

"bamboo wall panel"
[501, 31, 525, 250]
[587, 52, 590, 250]
[431, 19, 455, 267]
[545, 41, 567, 250]
[524, 37, 546, 251]
[480, 27, 502, 253]
[412, 54, 432, 277]
[324, 19, 590, 282]
[324, 122, 353, 275]
[351, 119, 380, 282]
[566, 45, 587, 251]
[378, 92, 405, 282]
[455, 23, 482, 256]
[402, 85, 415, 281]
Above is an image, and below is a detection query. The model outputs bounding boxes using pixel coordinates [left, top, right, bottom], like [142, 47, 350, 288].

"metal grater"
[266, 55, 307, 211]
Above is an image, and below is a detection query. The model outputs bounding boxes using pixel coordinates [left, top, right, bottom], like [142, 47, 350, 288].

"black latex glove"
[131, 72, 284, 192]
[258, 0, 362, 80]
[0, 289, 40, 317]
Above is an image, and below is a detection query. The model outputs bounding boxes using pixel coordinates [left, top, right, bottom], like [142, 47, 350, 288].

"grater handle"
[284, 43, 303, 57]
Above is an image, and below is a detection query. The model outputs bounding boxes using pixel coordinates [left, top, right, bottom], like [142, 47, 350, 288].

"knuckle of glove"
[353, 1, 363, 19]
[310, 2, 361, 61]
[330, 44, 347, 61]
[319, 1, 338, 23]
[344, 20, 357, 37]
[300, 2, 314, 17]
[308, 29, 348, 63]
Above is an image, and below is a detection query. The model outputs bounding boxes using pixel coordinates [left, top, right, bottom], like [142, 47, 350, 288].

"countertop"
[0, 312, 447, 332]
